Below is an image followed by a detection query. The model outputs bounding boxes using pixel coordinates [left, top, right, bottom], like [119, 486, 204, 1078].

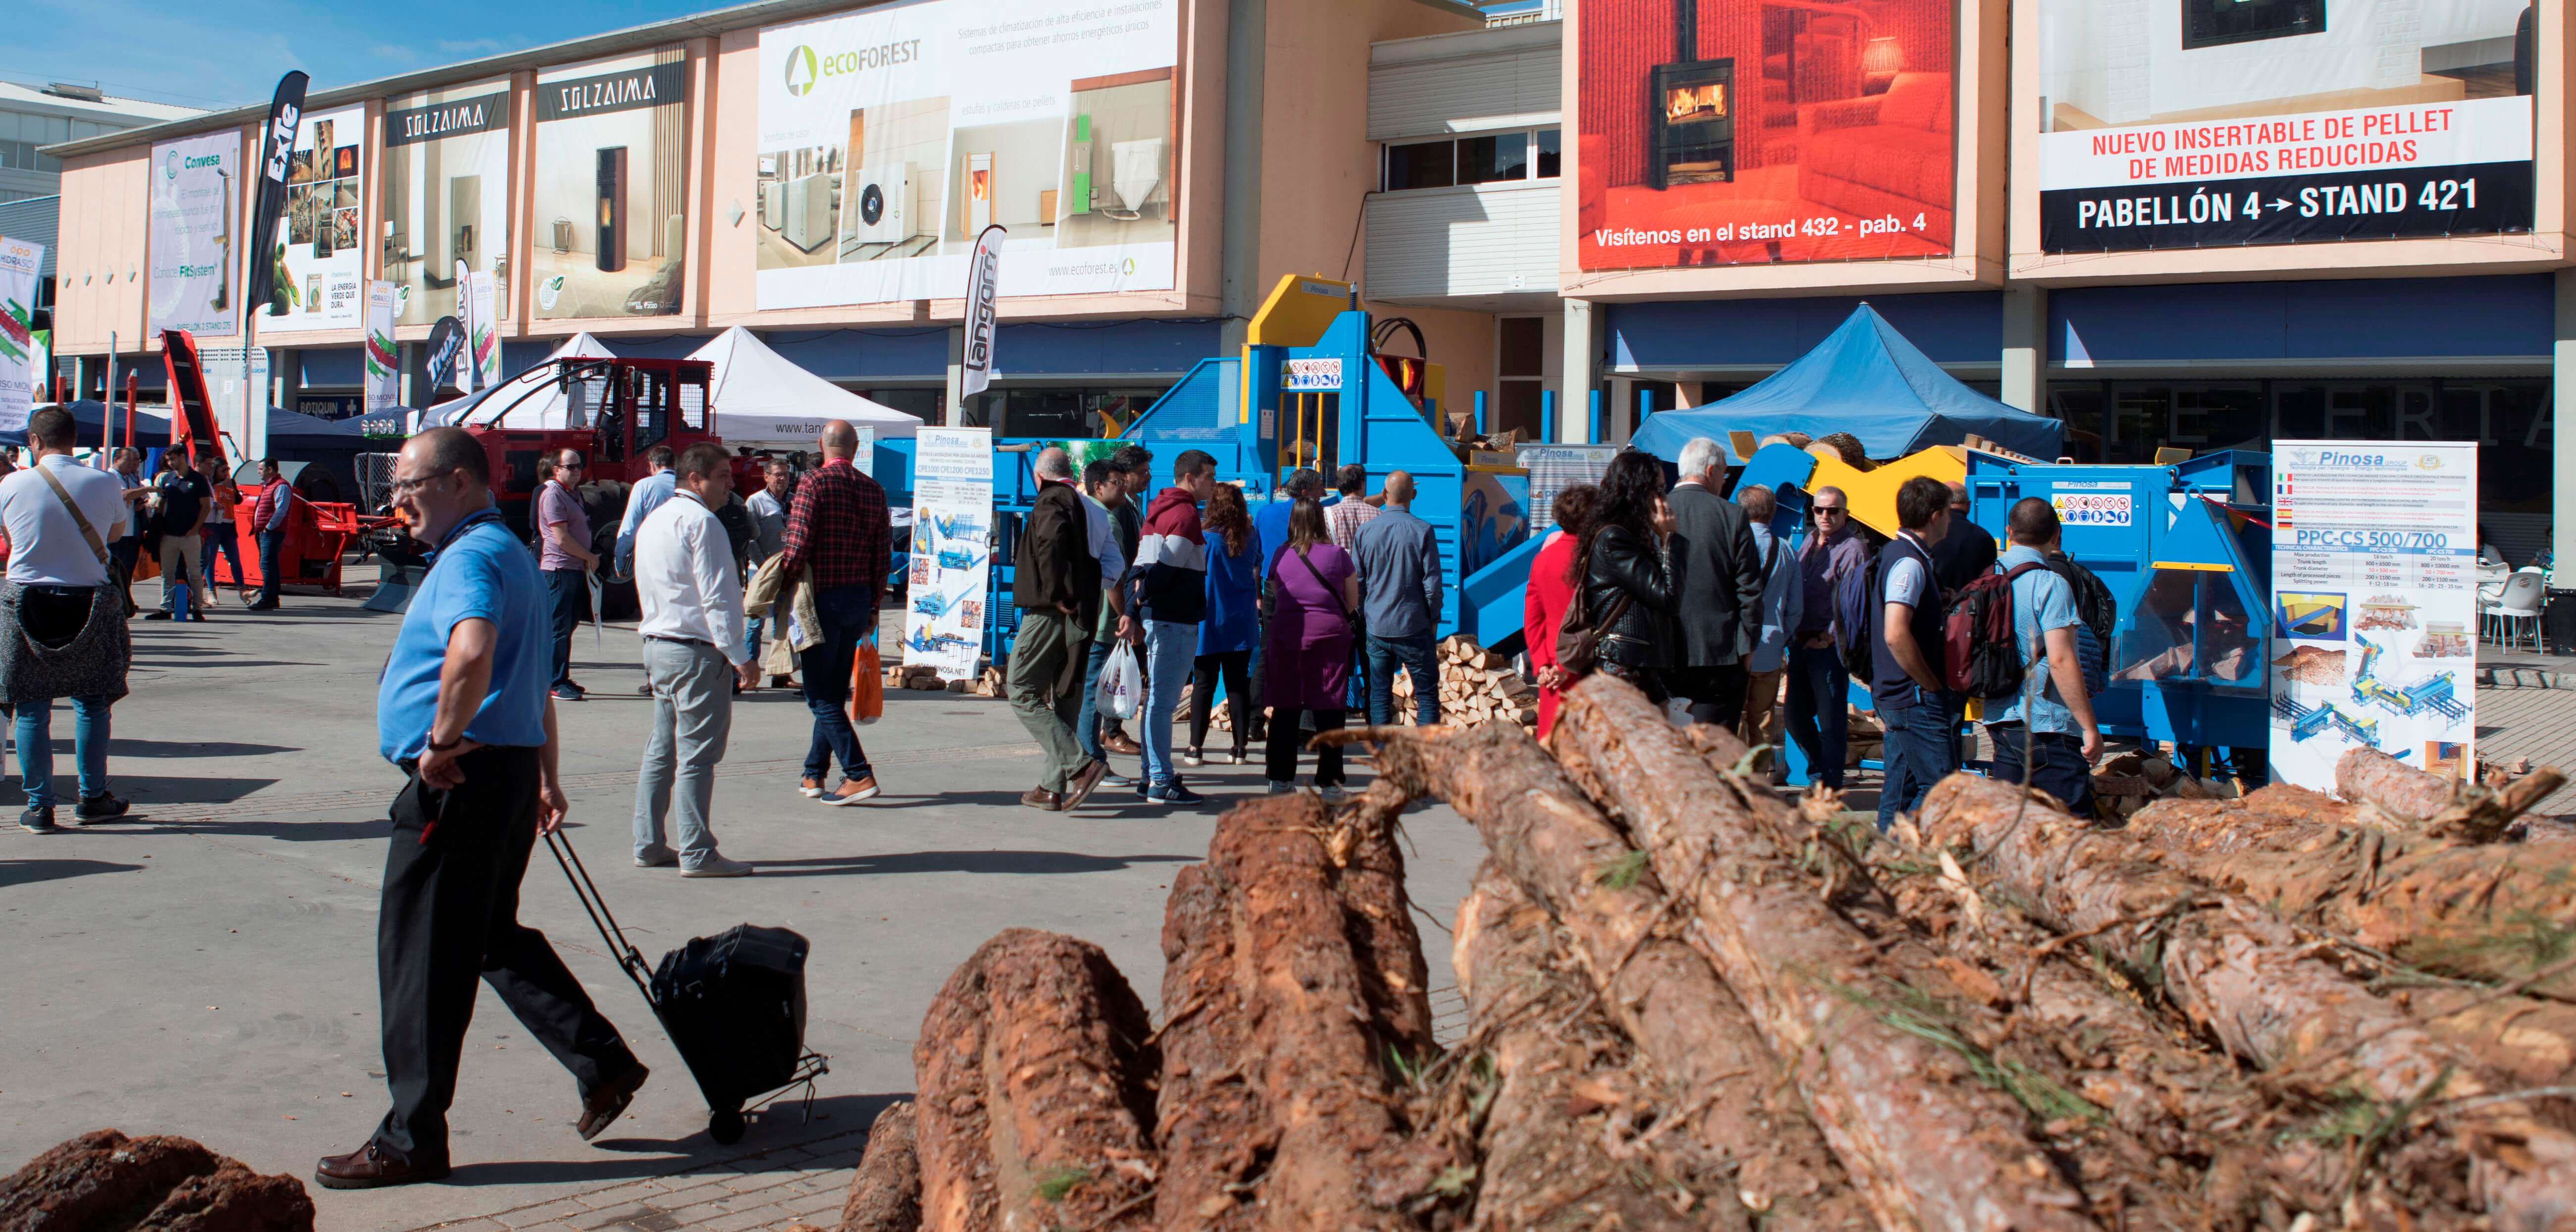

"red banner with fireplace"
[1576, 0, 1958, 270]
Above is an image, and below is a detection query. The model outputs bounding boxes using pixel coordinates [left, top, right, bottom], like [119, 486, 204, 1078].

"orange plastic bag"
[848, 633, 884, 725]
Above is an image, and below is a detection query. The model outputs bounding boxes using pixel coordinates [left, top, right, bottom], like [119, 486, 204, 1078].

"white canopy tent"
[689, 326, 923, 444]
[429, 333, 617, 430]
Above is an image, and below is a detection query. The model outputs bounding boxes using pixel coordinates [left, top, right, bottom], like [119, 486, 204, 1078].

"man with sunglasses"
[1784, 486, 1870, 788]
[537, 450, 600, 701]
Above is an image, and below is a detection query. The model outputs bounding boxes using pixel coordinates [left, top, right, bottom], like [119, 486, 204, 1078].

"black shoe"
[314, 1141, 450, 1190]
[578, 1062, 650, 1141]
[19, 808, 59, 834]
[74, 792, 129, 824]
[143, 611, 172, 621]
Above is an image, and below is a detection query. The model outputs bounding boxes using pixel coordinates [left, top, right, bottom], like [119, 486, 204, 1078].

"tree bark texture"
[2339, 747, 2462, 825]
[842, 1101, 924, 1232]
[0, 1129, 315, 1232]
[1355, 723, 1861, 1229]
[2333, 747, 2567, 842]
[1554, 676, 2098, 1232]
[911, 929, 1159, 1232]
[1918, 772, 2576, 1229]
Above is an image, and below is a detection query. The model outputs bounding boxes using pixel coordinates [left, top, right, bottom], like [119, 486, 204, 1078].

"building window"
[1459, 132, 1528, 184]
[1534, 128, 1562, 178]
[1496, 316, 1547, 439]
[1381, 128, 1561, 191]
[1383, 140, 1456, 191]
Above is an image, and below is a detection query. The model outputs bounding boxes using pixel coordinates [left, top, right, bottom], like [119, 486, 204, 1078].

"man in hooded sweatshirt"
[1128, 449, 1215, 805]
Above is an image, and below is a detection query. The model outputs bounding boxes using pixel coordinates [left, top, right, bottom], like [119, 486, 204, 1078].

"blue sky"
[8, 0, 717, 111]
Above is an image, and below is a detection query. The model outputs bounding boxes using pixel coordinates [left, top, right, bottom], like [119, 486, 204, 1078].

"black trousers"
[1188, 650, 1252, 754]
[373, 747, 637, 1164]
[1265, 706, 1346, 787]
[1667, 663, 1750, 728]
[545, 567, 589, 689]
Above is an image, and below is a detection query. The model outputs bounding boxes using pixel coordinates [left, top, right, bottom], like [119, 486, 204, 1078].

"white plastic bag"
[1098, 641, 1142, 721]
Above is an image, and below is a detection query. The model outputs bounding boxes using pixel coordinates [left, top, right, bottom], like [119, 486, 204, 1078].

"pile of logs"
[0, 1129, 316, 1230]
[879, 664, 982, 695]
[805, 674, 2574, 1232]
[1388, 635, 1538, 729]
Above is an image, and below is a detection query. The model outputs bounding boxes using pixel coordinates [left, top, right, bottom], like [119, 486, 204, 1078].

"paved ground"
[0, 583, 1484, 1232]
[2472, 668, 2576, 815]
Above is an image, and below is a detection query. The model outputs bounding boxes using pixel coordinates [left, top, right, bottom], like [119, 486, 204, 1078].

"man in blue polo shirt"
[1984, 498, 2104, 816]
[318, 427, 647, 1191]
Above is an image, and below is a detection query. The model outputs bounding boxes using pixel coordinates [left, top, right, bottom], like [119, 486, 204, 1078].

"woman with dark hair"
[1187, 484, 1261, 765]
[1523, 483, 1599, 740]
[1261, 497, 1361, 798]
[1572, 451, 1679, 703]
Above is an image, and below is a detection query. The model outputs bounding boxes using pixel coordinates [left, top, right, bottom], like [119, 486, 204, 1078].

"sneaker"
[1180, 747, 1204, 767]
[823, 776, 880, 806]
[1061, 760, 1111, 812]
[680, 855, 755, 878]
[551, 685, 586, 702]
[798, 776, 826, 799]
[19, 808, 59, 834]
[637, 681, 654, 696]
[1223, 750, 1247, 765]
[74, 792, 129, 824]
[1317, 784, 1349, 804]
[143, 611, 172, 621]
[1020, 786, 1064, 812]
[1142, 781, 1204, 806]
[1266, 780, 1295, 795]
[634, 845, 679, 869]
[1101, 771, 1136, 789]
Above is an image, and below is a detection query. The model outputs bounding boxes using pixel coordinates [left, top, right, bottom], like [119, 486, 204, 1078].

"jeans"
[1007, 610, 1092, 793]
[201, 526, 243, 594]
[744, 613, 766, 667]
[255, 528, 286, 607]
[1875, 687, 1962, 829]
[1784, 644, 1851, 789]
[632, 639, 734, 868]
[544, 567, 588, 689]
[1140, 620, 1196, 788]
[798, 584, 876, 783]
[1188, 650, 1251, 755]
[16, 696, 108, 811]
[1988, 724, 2096, 820]
[1265, 707, 1346, 787]
[1076, 634, 1116, 765]
[1366, 631, 1439, 728]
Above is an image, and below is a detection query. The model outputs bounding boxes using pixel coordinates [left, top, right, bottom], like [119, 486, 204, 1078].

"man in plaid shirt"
[776, 421, 892, 806]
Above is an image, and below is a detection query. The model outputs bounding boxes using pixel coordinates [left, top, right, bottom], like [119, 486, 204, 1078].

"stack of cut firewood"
[801, 677, 2574, 1232]
[2085, 749, 2225, 820]
[1390, 635, 1537, 729]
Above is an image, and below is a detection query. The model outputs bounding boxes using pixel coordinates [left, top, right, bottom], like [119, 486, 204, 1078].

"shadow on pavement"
[750, 849, 1196, 878]
[91, 739, 302, 759]
[0, 858, 147, 888]
[444, 1091, 904, 1186]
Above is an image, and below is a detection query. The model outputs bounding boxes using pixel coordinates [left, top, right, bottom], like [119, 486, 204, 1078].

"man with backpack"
[1973, 500, 2105, 816]
[1868, 476, 1960, 828]
[1789, 486, 1869, 789]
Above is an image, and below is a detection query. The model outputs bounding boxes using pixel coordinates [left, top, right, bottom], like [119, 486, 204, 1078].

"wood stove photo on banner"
[532, 47, 690, 319]
[1577, 0, 1958, 269]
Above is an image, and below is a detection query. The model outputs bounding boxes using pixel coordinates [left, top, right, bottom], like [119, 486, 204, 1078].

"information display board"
[2268, 441, 2479, 790]
[261, 105, 365, 333]
[905, 427, 993, 681]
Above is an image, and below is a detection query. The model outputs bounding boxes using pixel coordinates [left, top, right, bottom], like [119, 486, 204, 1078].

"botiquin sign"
[2036, 0, 2536, 253]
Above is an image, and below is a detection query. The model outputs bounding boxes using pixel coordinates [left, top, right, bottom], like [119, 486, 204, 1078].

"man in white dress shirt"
[631, 443, 759, 877]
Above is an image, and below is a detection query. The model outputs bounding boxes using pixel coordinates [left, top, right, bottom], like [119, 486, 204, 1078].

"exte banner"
[2036, 0, 2535, 253]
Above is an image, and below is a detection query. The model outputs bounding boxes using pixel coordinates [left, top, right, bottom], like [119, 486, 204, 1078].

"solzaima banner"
[149, 130, 239, 336]
[0, 236, 42, 434]
[754, 0, 1179, 309]
[245, 71, 310, 315]
[2036, 1, 2535, 252]
[2267, 442, 2480, 791]
[382, 81, 511, 325]
[463, 268, 501, 390]
[904, 427, 993, 681]
[960, 224, 1003, 398]
[1574, 0, 1958, 270]
[263, 103, 364, 332]
[362, 280, 400, 417]
[533, 47, 689, 319]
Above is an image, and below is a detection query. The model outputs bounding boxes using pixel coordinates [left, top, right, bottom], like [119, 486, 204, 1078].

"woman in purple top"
[1261, 498, 1361, 797]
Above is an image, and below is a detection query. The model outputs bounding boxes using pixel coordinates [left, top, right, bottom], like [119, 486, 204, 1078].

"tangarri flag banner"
[960, 224, 1003, 399]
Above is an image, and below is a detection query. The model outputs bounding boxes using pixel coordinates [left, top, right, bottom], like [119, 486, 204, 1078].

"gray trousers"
[1009, 609, 1092, 793]
[632, 638, 733, 867]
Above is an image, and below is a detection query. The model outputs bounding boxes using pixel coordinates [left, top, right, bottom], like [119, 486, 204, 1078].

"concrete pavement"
[0, 585, 1484, 1231]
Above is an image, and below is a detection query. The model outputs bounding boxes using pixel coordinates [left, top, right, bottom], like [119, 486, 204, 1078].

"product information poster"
[534, 48, 689, 320]
[2037, 0, 2535, 252]
[0, 236, 41, 432]
[755, 0, 1179, 309]
[904, 427, 992, 680]
[381, 81, 511, 326]
[1574, 0, 1957, 270]
[262, 105, 365, 333]
[149, 130, 240, 337]
[2268, 441, 2479, 791]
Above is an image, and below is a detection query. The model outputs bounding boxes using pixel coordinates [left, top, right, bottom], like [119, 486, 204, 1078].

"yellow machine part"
[1810, 445, 1969, 540]
[1240, 272, 1357, 425]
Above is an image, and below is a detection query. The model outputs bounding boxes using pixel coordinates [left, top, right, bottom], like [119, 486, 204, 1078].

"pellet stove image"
[1647, 0, 1732, 190]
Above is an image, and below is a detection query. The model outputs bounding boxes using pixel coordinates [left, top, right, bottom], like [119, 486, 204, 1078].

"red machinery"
[160, 329, 380, 595]
[458, 356, 757, 541]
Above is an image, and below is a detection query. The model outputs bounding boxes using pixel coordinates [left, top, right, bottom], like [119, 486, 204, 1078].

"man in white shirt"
[630, 443, 758, 878]
[0, 408, 136, 831]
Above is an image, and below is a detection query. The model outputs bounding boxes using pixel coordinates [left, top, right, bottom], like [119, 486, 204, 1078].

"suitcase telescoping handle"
[544, 829, 657, 1005]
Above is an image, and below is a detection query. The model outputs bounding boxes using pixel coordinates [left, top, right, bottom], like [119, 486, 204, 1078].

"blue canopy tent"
[1629, 304, 2063, 463]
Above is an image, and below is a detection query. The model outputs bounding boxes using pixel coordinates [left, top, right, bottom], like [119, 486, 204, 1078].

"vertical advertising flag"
[960, 224, 1003, 398]
[904, 427, 992, 681]
[149, 131, 240, 336]
[424, 316, 466, 397]
[463, 268, 501, 390]
[362, 280, 400, 416]
[0, 236, 42, 433]
[264, 103, 365, 331]
[245, 72, 311, 316]
[2268, 442, 2481, 791]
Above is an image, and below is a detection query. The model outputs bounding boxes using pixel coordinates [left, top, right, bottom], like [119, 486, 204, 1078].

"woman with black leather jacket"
[1573, 451, 1679, 703]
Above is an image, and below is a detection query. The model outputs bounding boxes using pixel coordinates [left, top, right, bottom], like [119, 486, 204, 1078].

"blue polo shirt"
[1989, 544, 2087, 735]
[377, 509, 553, 763]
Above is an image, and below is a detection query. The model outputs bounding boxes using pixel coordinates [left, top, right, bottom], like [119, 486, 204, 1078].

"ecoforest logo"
[783, 46, 818, 96]
[783, 38, 923, 97]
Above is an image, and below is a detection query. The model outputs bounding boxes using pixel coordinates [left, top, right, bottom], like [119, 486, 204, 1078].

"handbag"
[1554, 538, 1633, 680]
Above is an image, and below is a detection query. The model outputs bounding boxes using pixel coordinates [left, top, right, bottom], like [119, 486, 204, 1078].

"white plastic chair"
[2484, 571, 2545, 649]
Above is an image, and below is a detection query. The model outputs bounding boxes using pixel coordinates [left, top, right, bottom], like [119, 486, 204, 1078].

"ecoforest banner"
[264, 105, 365, 332]
[382, 82, 511, 325]
[534, 49, 690, 320]
[149, 130, 239, 337]
[755, 0, 1179, 309]
[2036, 0, 2536, 253]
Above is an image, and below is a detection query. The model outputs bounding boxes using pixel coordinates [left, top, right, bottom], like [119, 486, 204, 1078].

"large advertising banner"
[263, 105, 365, 333]
[533, 49, 690, 320]
[382, 81, 511, 326]
[904, 427, 992, 681]
[149, 131, 240, 337]
[755, 0, 1179, 309]
[2268, 441, 2479, 792]
[362, 280, 400, 416]
[2037, 1, 2536, 253]
[0, 236, 41, 433]
[1575, 0, 1958, 270]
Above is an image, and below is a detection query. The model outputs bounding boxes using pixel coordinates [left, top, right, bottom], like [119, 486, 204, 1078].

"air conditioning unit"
[782, 172, 837, 253]
[846, 162, 917, 243]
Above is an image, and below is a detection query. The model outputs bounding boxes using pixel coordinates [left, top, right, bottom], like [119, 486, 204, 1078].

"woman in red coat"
[1522, 484, 1600, 742]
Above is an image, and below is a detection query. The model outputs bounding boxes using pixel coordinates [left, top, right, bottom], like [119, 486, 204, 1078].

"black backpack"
[2043, 553, 2118, 676]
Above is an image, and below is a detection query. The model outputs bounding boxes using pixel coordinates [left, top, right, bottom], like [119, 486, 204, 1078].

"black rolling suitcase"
[545, 832, 828, 1143]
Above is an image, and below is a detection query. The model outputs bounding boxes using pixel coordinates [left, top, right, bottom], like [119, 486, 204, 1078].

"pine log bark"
[2339, 747, 2461, 823]
[912, 929, 1159, 1232]
[1149, 860, 1268, 1232]
[842, 1101, 924, 1232]
[2333, 748, 2567, 842]
[1918, 772, 2576, 1229]
[1454, 866, 1733, 1231]
[0, 1130, 316, 1232]
[1354, 723, 1861, 1228]
[1554, 676, 2099, 1232]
